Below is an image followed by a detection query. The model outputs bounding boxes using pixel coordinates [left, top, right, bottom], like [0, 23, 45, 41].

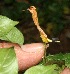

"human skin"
[60, 68, 70, 74]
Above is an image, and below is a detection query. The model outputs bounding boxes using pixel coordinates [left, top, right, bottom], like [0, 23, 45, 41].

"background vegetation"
[0, 0, 70, 54]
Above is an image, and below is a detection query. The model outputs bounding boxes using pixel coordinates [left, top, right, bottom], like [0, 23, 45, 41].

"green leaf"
[0, 15, 19, 36]
[0, 27, 24, 45]
[6, 27, 24, 45]
[63, 53, 70, 68]
[24, 64, 61, 74]
[0, 47, 18, 74]
[0, 36, 9, 41]
[47, 53, 64, 61]
[46, 53, 70, 68]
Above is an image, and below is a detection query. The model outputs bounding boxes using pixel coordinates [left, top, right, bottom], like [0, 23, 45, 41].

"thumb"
[15, 43, 45, 71]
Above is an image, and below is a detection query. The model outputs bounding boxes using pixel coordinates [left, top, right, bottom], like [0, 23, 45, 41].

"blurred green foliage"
[0, 0, 70, 37]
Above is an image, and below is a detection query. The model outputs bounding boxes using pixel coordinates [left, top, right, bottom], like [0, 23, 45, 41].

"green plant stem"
[43, 43, 47, 65]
